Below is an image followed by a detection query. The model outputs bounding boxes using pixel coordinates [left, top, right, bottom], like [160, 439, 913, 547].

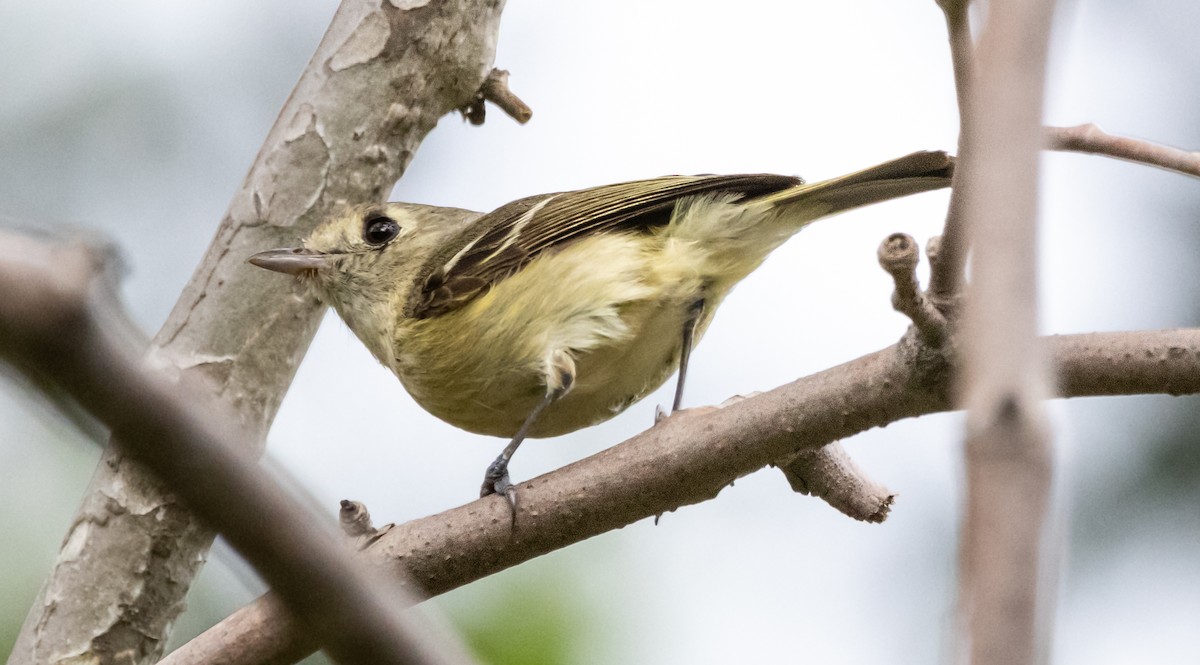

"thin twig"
[937, 0, 974, 120]
[161, 327, 1200, 665]
[1045, 123, 1200, 178]
[878, 232, 948, 346]
[927, 0, 975, 303]
[462, 68, 534, 125]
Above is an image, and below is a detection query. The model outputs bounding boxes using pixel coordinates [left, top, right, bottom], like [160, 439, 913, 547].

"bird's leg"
[671, 298, 706, 413]
[480, 392, 554, 505]
[481, 351, 575, 522]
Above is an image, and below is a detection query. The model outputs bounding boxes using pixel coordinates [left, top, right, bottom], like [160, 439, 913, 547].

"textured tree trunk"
[8, 2, 507, 663]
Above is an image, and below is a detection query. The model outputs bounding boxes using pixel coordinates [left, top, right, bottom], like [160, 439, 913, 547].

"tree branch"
[0, 232, 474, 665]
[878, 232, 948, 346]
[778, 442, 896, 523]
[461, 68, 534, 125]
[8, 2, 508, 663]
[954, 0, 1058, 662]
[719, 392, 899, 524]
[1044, 123, 1200, 178]
[162, 328, 1200, 665]
[927, 0, 975, 303]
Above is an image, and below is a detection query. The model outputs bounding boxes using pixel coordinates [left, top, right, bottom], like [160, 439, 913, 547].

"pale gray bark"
[8, 1, 507, 663]
[952, 1, 1058, 663]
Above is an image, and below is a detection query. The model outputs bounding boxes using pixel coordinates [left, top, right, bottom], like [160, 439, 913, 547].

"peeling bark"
[8, 2, 507, 663]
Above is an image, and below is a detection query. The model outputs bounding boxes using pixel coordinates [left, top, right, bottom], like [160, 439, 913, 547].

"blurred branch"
[0, 225, 134, 445]
[953, 0, 1058, 663]
[8, 1, 509, 663]
[1045, 123, 1200, 178]
[164, 327, 1200, 665]
[0, 233, 474, 665]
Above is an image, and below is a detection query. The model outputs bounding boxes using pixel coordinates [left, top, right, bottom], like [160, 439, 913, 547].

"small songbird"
[250, 151, 953, 511]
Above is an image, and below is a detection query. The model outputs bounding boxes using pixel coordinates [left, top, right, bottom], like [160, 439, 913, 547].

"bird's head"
[249, 202, 479, 362]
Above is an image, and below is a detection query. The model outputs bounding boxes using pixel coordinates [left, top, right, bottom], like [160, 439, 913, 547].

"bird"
[249, 150, 953, 514]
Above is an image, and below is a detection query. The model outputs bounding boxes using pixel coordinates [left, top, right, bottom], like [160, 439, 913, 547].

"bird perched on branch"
[250, 150, 953, 514]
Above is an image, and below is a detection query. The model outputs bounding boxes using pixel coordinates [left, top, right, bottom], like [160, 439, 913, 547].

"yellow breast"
[390, 232, 718, 438]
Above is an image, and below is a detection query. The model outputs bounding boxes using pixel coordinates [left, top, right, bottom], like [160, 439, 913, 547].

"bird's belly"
[391, 231, 716, 439]
[533, 302, 689, 436]
[400, 299, 697, 439]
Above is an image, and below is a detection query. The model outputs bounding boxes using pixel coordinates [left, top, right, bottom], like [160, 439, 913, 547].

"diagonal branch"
[8, 2, 510, 663]
[162, 327, 1200, 665]
[0, 232, 475, 665]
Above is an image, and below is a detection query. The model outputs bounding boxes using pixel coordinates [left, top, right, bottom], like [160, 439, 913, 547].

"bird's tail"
[758, 150, 955, 216]
[665, 150, 954, 292]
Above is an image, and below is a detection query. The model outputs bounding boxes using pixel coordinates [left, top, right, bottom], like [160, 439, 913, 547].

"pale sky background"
[2, 1, 1199, 663]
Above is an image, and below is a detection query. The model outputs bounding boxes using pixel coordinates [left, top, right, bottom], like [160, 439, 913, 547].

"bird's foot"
[657, 400, 686, 422]
[655, 403, 719, 427]
[480, 458, 518, 526]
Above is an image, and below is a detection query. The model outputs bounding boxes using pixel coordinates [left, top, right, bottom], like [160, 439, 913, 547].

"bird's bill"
[247, 247, 329, 275]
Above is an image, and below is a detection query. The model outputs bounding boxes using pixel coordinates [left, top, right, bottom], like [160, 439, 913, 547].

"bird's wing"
[410, 173, 802, 319]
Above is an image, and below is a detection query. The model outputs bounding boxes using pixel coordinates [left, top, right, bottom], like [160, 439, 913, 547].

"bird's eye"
[363, 215, 400, 246]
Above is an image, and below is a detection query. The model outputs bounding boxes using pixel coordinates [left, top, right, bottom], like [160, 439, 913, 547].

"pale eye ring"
[363, 215, 400, 246]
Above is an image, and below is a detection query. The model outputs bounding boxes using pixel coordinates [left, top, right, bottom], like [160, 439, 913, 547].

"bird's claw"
[481, 459, 518, 526]
[654, 404, 670, 424]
